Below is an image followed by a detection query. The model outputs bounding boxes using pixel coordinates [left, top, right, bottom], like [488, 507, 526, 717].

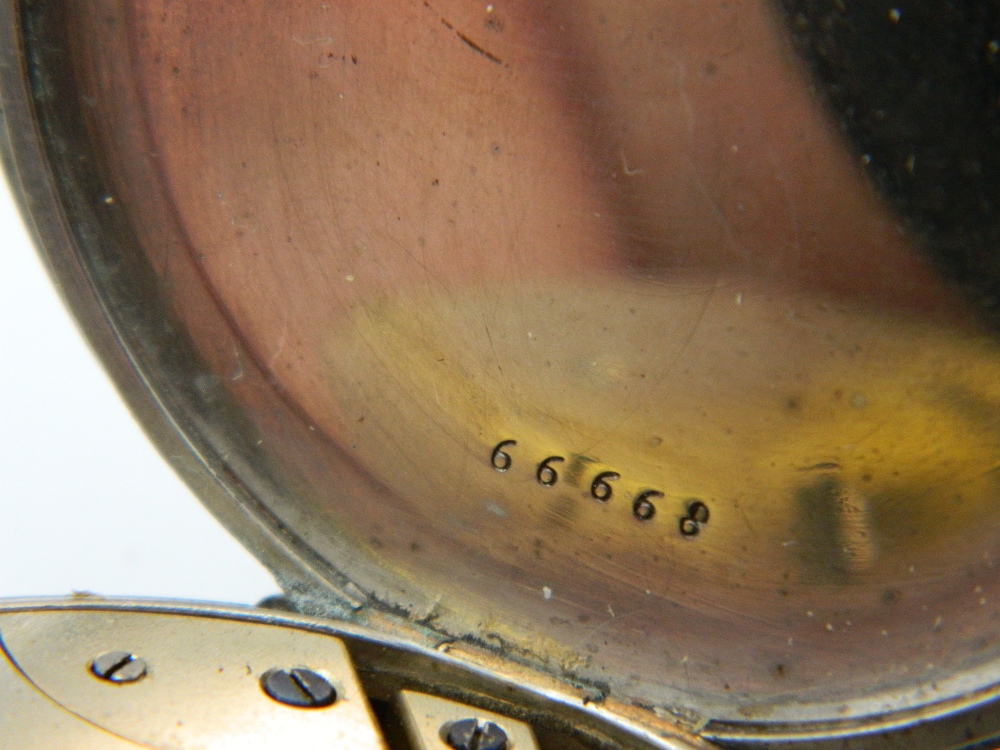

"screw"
[90, 651, 147, 683]
[445, 718, 509, 750]
[260, 667, 337, 708]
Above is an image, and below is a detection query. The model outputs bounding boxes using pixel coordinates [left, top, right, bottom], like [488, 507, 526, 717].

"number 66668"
[489, 439, 709, 537]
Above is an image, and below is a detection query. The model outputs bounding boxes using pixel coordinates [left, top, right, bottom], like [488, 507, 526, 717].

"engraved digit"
[490, 440, 517, 472]
[590, 471, 621, 502]
[536, 456, 565, 487]
[680, 500, 710, 537]
[633, 490, 662, 521]
[679, 517, 699, 536]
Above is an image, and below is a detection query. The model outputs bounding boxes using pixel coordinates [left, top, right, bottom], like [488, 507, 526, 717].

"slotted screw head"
[260, 667, 337, 708]
[90, 651, 147, 683]
[445, 718, 509, 750]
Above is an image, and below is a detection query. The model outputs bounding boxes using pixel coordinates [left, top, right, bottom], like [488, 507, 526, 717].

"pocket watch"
[3, 1, 1000, 747]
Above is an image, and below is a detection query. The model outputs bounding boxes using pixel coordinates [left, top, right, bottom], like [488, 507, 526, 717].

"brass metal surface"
[0, 637, 145, 748]
[398, 690, 539, 750]
[6, 0, 1000, 744]
[0, 605, 387, 749]
[0, 598, 708, 750]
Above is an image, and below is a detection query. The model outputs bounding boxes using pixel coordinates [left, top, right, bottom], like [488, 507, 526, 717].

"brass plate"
[0, 598, 706, 750]
[0, 606, 386, 749]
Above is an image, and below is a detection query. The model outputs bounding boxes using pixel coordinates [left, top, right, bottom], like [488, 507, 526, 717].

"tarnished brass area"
[13, 0, 1000, 736]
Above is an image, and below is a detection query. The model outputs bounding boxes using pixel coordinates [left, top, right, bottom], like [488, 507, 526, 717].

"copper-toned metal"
[7, 0, 1000, 745]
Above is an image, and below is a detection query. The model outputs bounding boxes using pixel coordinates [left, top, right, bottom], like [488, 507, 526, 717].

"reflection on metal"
[0, 641, 144, 748]
[0, 598, 708, 749]
[0, 602, 386, 749]
[259, 666, 338, 709]
[90, 651, 148, 684]
[445, 719, 509, 750]
[398, 691, 536, 750]
[4, 0, 1000, 745]
[834, 485, 877, 575]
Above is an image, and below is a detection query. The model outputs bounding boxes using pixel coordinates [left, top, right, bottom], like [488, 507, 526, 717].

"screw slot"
[260, 667, 337, 708]
[90, 651, 147, 684]
[444, 718, 509, 750]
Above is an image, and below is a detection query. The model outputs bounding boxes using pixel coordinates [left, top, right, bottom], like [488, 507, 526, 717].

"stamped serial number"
[490, 439, 710, 536]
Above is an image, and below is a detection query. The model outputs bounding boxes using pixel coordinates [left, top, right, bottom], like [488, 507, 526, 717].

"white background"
[0, 172, 278, 605]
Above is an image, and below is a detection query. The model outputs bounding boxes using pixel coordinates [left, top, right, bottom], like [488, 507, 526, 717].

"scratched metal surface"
[16, 0, 1000, 734]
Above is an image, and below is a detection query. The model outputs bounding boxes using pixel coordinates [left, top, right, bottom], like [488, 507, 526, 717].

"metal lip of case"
[6, 1, 1000, 747]
[0, 596, 706, 750]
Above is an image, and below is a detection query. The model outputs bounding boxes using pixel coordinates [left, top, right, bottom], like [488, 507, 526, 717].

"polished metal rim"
[4, 2, 1000, 746]
[0, 596, 706, 750]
